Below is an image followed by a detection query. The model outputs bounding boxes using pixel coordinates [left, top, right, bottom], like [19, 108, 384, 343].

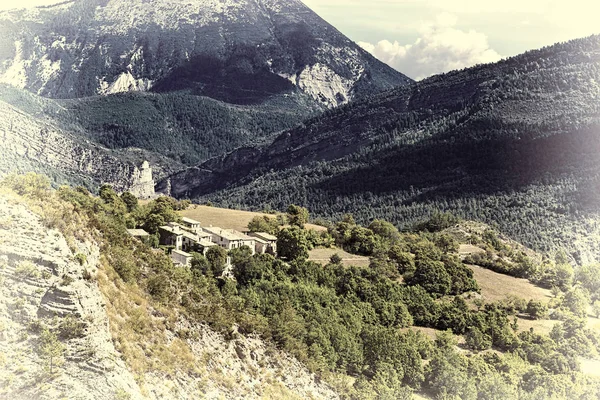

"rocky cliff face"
[0, 0, 411, 108]
[0, 193, 144, 399]
[0, 96, 156, 197]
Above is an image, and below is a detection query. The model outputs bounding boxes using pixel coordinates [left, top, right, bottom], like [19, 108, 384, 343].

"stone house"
[202, 226, 256, 255]
[247, 232, 278, 255]
[158, 223, 183, 250]
[181, 217, 202, 234]
[171, 249, 193, 267]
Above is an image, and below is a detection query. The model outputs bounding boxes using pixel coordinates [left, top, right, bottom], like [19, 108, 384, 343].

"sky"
[302, 0, 600, 80]
[0, 0, 599, 80]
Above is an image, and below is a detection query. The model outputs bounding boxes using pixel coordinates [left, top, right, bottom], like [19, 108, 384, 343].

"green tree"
[247, 215, 279, 234]
[465, 327, 492, 351]
[388, 247, 416, 275]
[39, 328, 65, 375]
[329, 253, 343, 265]
[190, 252, 211, 275]
[345, 226, 379, 256]
[205, 246, 228, 277]
[576, 264, 600, 299]
[120, 192, 138, 212]
[435, 233, 459, 253]
[277, 227, 310, 261]
[229, 246, 253, 266]
[563, 288, 589, 318]
[368, 220, 401, 243]
[286, 204, 310, 227]
[526, 300, 548, 320]
[415, 212, 459, 232]
[405, 258, 452, 296]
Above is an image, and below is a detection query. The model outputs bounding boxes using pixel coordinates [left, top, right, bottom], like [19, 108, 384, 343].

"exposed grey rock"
[0, 0, 411, 108]
[0, 96, 156, 197]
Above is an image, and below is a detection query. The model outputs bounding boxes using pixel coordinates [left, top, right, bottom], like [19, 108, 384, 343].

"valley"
[0, 0, 599, 398]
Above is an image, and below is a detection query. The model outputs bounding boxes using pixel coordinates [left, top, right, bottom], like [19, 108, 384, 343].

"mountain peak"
[0, 0, 412, 107]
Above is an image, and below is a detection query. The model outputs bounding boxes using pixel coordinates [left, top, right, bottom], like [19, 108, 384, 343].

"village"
[127, 216, 278, 268]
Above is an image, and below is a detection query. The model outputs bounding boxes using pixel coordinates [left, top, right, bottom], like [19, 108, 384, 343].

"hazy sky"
[302, 0, 600, 79]
[1, 0, 599, 80]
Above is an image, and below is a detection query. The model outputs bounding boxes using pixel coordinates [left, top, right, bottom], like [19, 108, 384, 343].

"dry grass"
[515, 318, 556, 335]
[467, 264, 552, 304]
[180, 205, 327, 232]
[458, 244, 486, 255]
[467, 264, 557, 335]
[97, 251, 198, 384]
[308, 248, 370, 267]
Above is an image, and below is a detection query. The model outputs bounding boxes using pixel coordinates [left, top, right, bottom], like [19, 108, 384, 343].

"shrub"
[58, 314, 86, 339]
[74, 253, 87, 266]
[15, 260, 40, 279]
[526, 300, 548, 320]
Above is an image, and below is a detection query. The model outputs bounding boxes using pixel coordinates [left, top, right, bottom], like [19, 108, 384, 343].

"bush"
[15, 260, 40, 279]
[465, 327, 492, 351]
[526, 300, 548, 320]
[58, 314, 86, 339]
[74, 253, 87, 266]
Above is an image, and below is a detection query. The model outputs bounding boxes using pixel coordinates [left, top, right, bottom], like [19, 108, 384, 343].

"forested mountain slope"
[161, 35, 600, 262]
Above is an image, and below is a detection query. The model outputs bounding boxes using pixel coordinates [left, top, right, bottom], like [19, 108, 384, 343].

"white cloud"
[359, 13, 502, 80]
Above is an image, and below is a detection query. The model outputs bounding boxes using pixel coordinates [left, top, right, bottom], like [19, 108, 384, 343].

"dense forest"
[164, 35, 600, 262]
[5, 174, 600, 399]
[59, 91, 320, 165]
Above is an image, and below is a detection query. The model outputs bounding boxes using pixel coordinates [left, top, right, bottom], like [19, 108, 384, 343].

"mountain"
[0, 0, 411, 108]
[0, 0, 413, 177]
[159, 35, 600, 262]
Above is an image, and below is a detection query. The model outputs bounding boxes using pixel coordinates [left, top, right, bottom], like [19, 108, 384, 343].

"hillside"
[0, 0, 411, 108]
[161, 35, 600, 262]
[0, 85, 168, 196]
[0, 175, 339, 400]
[0, 0, 414, 172]
[3, 175, 600, 399]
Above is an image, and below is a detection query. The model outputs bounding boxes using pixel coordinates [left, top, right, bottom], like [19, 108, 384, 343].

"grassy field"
[308, 248, 370, 267]
[466, 264, 557, 334]
[180, 205, 327, 232]
[467, 264, 552, 304]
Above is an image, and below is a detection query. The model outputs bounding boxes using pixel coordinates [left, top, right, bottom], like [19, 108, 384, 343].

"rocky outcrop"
[128, 161, 155, 199]
[0, 194, 144, 400]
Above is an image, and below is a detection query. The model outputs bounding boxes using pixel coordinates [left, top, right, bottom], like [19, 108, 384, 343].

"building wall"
[171, 252, 191, 267]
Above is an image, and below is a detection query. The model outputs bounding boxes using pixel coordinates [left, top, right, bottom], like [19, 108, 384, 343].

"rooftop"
[172, 249, 192, 257]
[182, 217, 201, 225]
[127, 229, 150, 237]
[159, 225, 182, 235]
[248, 232, 278, 241]
[203, 226, 253, 241]
[181, 230, 199, 241]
